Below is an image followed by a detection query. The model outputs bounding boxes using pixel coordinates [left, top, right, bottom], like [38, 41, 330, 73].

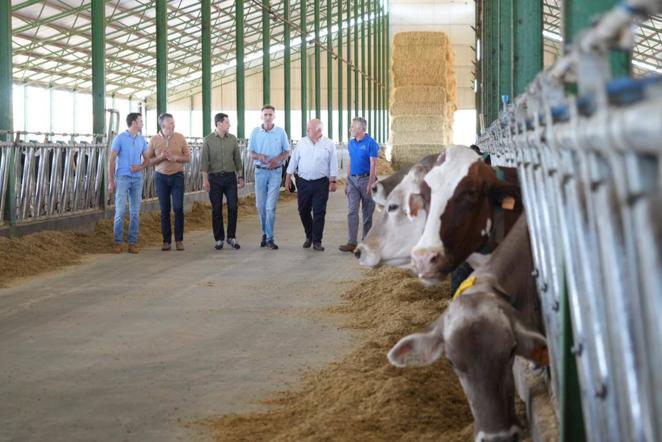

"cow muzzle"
[411, 248, 445, 279]
[475, 425, 521, 442]
[354, 243, 380, 268]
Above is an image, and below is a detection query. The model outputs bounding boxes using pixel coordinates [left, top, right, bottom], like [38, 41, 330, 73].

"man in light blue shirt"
[108, 112, 149, 254]
[285, 119, 338, 251]
[248, 104, 290, 250]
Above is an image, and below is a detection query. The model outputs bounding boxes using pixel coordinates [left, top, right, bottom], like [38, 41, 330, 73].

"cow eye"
[388, 203, 399, 212]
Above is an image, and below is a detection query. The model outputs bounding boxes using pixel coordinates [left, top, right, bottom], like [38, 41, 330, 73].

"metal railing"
[1, 133, 352, 225]
[477, 2, 662, 441]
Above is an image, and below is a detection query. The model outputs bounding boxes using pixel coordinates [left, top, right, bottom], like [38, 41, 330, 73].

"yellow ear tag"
[453, 276, 477, 299]
[501, 196, 516, 210]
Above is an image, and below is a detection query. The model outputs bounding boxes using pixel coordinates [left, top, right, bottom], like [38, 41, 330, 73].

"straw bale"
[392, 68, 451, 88]
[393, 32, 450, 48]
[391, 115, 446, 132]
[390, 101, 447, 116]
[391, 86, 446, 105]
[391, 130, 448, 146]
[392, 46, 451, 65]
[391, 144, 446, 169]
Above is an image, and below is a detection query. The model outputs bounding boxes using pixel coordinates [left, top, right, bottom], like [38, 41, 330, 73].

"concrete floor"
[0, 190, 363, 442]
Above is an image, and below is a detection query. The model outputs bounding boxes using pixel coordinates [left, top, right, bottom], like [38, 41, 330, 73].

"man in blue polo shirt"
[108, 112, 149, 254]
[248, 104, 290, 250]
[339, 116, 379, 253]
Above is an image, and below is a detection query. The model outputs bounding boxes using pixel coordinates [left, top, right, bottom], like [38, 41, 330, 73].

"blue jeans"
[113, 175, 143, 244]
[254, 167, 282, 241]
[155, 171, 185, 243]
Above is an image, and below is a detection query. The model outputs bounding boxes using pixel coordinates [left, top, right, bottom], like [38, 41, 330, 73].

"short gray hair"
[352, 116, 367, 131]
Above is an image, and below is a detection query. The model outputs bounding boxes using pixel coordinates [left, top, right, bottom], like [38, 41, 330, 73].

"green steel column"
[373, 0, 377, 139]
[367, 0, 372, 136]
[489, 0, 499, 124]
[284, 0, 291, 137]
[360, 0, 366, 117]
[353, 0, 359, 117]
[156, 0, 167, 126]
[513, 0, 542, 96]
[236, 0, 245, 138]
[91, 0, 105, 211]
[301, 0, 308, 136]
[498, 0, 513, 104]
[91, 0, 105, 137]
[476, 0, 482, 133]
[201, 0, 211, 136]
[262, 0, 271, 105]
[386, 11, 389, 142]
[326, 0, 333, 138]
[0, 0, 15, 226]
[377, 7, 382, 142]
[314, 0, 321, 118]
[346, 0, 352, 132]
[337, 0, 343, 142]
[482, 0, 490, 124]
[563, 0, 630, 76]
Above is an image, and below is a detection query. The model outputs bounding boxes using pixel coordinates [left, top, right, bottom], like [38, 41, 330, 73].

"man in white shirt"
[285, 119, 338, 251]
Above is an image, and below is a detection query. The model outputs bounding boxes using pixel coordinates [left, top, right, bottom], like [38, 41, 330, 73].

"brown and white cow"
[355, 154, 438, 268]
[410, 146, 522, 284]
[388, 215, 546, 442]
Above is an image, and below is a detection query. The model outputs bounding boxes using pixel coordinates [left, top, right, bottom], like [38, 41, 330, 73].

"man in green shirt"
[201, 113, 245, 250]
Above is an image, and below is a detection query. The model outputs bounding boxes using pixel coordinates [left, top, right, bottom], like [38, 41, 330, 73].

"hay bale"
[391, 86, 446, 105]
[393, 32, 450, 48]
[391, 116, 446, 132]
[391, 144, 446, 170]
[390, 101, 447, 117]
[391, 130, 447, 146]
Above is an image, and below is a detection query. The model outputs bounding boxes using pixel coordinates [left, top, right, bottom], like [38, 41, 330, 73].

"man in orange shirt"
[145, 113, 191, 251]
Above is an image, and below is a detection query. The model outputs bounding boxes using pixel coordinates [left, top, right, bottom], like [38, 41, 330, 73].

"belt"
[255, 164, 281, 170]
[350, 173, 370, 178]
[210, 171, 235, 175]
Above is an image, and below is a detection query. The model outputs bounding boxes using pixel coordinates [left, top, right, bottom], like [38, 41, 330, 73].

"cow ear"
[512, 320, 549, 367]
[407, 193, 426, 219]
[387, 329, 445, 368]
[489, 181, 521, 210]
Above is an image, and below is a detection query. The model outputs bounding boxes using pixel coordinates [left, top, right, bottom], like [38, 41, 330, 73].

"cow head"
[411, 146, 520, 284]
[355, 164, 431, 268]
[388, 294, 548, 442]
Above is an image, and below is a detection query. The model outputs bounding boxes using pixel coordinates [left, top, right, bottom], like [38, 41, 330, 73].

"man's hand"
[238, 177, 245, 189]
[130, 164, 142, 173]
[344, 182, 349, 195]
[203, 180, 210, 192]
[108, 180, 115, 193]
[329, 182, 337, 193]
[165, 151, 176, 162]
[367, 180, 375, 196]
[268, 158, 280, 169]
[284, 176, 292, 192]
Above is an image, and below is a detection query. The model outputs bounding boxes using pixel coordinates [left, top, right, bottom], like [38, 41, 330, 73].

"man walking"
[201, 113, 245, 250]
[339, 117, 379, 253]
[248, 105, 290, 250]
[145, 113, 190, 251]
[284, 119, 338, 251]
[108, 112, 149, 254]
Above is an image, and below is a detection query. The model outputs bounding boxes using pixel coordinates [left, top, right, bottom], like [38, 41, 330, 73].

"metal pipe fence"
[477, 2, 661, 440]
[1, 134, 352, 225]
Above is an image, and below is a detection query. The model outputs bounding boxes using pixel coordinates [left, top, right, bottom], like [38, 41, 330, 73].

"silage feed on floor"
[202, 267, 477, 442]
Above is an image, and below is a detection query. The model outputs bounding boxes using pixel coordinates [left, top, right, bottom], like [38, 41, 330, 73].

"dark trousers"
[297, 177, 330, 243]
[155, 171, 185, 243]
[209, 172, 238, 241]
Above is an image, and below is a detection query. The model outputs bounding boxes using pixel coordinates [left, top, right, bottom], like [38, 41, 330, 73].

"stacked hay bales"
[390, 32, 457, 169]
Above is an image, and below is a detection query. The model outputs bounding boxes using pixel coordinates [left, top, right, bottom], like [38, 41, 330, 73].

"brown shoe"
[338, 243, 357, 253]
[162, 242, 171, 251]
[112, 243, 123, 254]
[175, 241, 184, 251]
[128, 244, 139, 254]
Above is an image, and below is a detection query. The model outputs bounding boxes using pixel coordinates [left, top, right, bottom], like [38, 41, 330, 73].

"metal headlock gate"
[1, 125, 352, 226]
[478, 2, 661, 441]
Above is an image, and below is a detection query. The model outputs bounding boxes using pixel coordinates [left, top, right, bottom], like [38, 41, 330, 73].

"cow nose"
[412, 250, 440, 277]
[354, 246, 362, 259]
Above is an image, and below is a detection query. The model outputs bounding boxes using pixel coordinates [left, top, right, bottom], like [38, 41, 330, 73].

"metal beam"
[91, 0, 104, 138]
[236, 0, 245, 138]
[156, 0, 167, 126]
[498, 0, 513, 103]
[326, 0, 333, 139]
[361, 0, 366, 118]
[314, 0, 321, 118]
[202, 0, 211, 136]
[262, 0, 270, 105]
[337, 0, 344, 142]
[353, 0, 359, 117]
[386, 10, 389, 142]
[513, 0, 543, 96]
[284, 0, 291, 138]
[301, 0, 308, 137]
[1, 0, 15, 227]
[347, 0, 352, 133]
[367, 0, 372, 137]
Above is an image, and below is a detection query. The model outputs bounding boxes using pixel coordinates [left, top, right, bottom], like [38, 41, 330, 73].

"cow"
[354, 154, 438, 268]
[410, 145, 522, 285]
[388, 215, 547, 442]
